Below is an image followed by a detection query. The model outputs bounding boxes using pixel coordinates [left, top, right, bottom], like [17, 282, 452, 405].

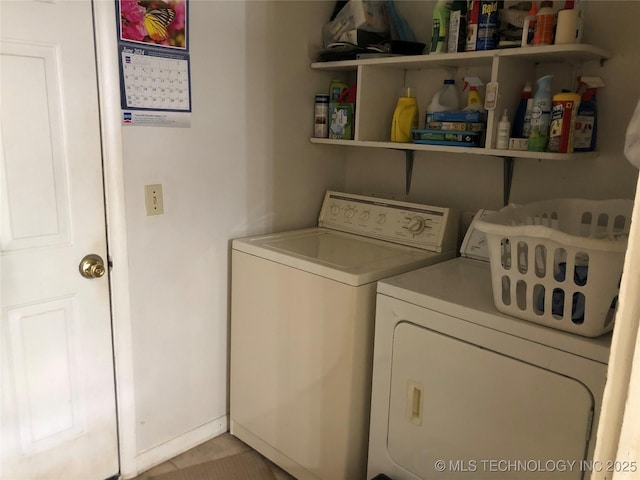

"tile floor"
[132, 432, 295, 480]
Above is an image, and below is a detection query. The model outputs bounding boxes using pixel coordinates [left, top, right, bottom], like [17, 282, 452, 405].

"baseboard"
[128, 414, 228, 478]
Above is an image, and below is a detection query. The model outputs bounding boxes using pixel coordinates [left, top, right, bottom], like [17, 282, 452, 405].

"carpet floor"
[150, 450, 276, 480]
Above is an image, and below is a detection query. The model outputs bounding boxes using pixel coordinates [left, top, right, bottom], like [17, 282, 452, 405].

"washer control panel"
[318, 191, 458, 252]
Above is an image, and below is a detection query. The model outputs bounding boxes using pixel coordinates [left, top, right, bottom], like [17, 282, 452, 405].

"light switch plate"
[144, 184, 164, 215]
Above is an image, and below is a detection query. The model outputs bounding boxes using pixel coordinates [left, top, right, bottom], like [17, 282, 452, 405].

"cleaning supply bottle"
[521, 1, 537, 46]
[547, 91, 581, 153]
[528, 74, 554, 151]
[497, 109, 511, 149]
[430, 0, 452, 53]
[427, 79, 460, 115]
[532, 1, 555, 46]
[574, 76, 604, 152]
[391, 87, 419, 143]
[447, 1, 467, 53]
[462, 77, 485, 112]
[512, 82, 532, 138]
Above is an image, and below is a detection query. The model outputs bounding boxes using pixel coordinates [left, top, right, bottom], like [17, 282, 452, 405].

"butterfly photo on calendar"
[119, 0, 187, 49]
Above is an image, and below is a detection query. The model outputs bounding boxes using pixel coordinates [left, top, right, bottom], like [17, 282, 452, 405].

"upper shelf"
[310, 44, 611, 71]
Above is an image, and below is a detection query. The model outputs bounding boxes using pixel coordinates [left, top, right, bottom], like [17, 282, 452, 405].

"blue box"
[426, 111, 486, 123]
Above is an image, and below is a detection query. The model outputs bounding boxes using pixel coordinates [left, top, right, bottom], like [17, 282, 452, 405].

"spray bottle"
[528, 74, 554, 151]
[574, 76, 605, 152]
[520, 1, 538, 47]
[430, 0, 452, 53]
[462, 77, 485, 112]
[391, 87, 419, 143]
[512, 82, 533, 138]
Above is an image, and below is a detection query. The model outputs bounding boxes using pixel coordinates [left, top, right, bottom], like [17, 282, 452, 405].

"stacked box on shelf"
[413, 111, 487, 147]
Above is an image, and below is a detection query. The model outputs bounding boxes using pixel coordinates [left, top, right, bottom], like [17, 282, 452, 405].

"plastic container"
[427, 79, 460, 113]
[574, 88, 598, 152]
[528, 75, 554, 151]
[496, 109, 510, 149]
[555, 7, 579, 44]
[521, 1, 538, 46]
[462, 77, 484, 112]
[391, 87, 419, 143]
[430, 0, 452, 53]
[465, 0, 480, 51]
[314, 94, 329, 138]
[474, 198, 633, 337]
[532, 1, 555, 46]
[547, 92, 581, 153]
[512, 82, 532, 138]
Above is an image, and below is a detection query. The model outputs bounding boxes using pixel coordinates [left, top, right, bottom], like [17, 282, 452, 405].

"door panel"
[1, 41, 70, 251]
[1, 1, 119, 478]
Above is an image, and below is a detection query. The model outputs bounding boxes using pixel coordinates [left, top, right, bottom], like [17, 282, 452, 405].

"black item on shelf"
[371, 475, 394, 480]
[316, 39, 426, 62]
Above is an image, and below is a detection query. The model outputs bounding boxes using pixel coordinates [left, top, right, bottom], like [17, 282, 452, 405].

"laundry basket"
[474, 199, 633, 337]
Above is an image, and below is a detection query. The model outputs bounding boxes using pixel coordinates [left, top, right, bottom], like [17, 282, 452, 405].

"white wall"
[120, 0, 344, 467]
[343, 1, 640, 212]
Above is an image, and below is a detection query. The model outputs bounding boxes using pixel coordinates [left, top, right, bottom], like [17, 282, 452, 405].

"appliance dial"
[407, 216, 426, 235]
[345, 208, 355, 218]
[377, 214, 386, 224]
[330, 205, 340, 215]
[360, 211, 370, 221]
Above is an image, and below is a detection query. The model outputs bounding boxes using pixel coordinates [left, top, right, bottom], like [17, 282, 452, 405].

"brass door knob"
[79, 254, 106, 278]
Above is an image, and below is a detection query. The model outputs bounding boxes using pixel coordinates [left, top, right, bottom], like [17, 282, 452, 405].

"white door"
[0, 1, 119, 479]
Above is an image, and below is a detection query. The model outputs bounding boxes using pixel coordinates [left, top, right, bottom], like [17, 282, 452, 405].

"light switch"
[144, 184, 164, 215]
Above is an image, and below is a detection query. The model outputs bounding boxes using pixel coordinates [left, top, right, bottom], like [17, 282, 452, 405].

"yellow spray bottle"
[391, 87, 419, 143]
[462, 76, 485, 112]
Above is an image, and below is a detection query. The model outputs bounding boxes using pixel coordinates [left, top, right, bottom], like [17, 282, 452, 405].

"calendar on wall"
[116, 0, 191, 127]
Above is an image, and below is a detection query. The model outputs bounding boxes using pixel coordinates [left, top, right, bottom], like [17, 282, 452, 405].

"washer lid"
[233, 228, 453, 286]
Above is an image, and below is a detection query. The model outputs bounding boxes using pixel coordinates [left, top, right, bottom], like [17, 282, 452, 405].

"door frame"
[93, 1, 137, 477]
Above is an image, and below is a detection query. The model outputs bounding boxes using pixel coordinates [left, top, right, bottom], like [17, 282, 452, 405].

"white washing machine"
[230, 191, 459, 480]
[367, 214, 612, 480]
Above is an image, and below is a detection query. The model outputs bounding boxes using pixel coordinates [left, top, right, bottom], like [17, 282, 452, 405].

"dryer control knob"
[345, 208, 355, 218]
[407, 216, 426, 235]
[330, 205, 340, 215]
[377, 214, 386, 224]
[360, 211, 370, 221]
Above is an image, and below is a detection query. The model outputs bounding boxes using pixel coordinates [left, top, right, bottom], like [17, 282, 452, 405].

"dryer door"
[388, 321, 593, 479]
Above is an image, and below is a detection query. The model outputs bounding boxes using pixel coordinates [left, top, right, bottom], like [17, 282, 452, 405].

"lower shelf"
[309, 137, 599, 161]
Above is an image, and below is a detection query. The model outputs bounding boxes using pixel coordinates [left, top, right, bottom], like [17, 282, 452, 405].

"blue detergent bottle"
[573, 88, 599, 152]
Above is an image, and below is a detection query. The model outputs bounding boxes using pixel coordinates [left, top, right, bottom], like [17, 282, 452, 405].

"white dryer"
[367, 217, 612, 480]
[230, 191, 458, 480]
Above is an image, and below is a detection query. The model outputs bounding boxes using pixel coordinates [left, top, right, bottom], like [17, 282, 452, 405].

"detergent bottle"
[521, 1, 538, 46]
[430, 0, 452, 53]
[574, 76, 605, 152]
[463, 77, 485, 112]
[532, 1, 555, 46]
[391, 87, 419, 143]
[512, 82, 533, 138]
[528, 75, 554, 151]
[427, 79, 460, 113]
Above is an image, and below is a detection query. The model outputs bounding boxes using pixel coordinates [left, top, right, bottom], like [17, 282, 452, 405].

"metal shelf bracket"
[405, 150, 414, 195]
[503, 156, 514, 206]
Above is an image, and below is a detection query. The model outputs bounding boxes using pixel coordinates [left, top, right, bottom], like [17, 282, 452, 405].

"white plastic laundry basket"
[474, 199, 633, 337]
